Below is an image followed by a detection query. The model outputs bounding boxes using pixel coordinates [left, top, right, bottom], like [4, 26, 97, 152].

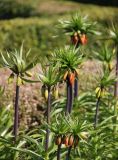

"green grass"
[0, 0, 117, 71]
[0, 0, 117, 56]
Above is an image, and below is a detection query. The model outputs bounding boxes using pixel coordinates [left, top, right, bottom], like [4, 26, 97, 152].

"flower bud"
[63, 135, 69, 147]
[25, 71, 32, 77]
[55, 135, 62, 145]
[53, 86, 59, 99]
[44, 89, 48, 101]
[80, 34, 88, 45]
[69, 72, 75, 85]
[68, 135, 74, 146]
[7, 73, 14, 84]
[17, 76, 22, 86]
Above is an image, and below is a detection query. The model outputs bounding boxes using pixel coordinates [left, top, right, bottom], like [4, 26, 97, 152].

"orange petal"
[80, 34, 88, 45]
[69, 72, 75, 85]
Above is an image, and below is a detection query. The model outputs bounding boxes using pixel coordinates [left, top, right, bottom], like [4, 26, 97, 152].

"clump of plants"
[0, 13, 118, 160]
[1, 44, 38, 141]
[59, 13, 100, 98]
[53, 46, 84, 114]
[39, 65, 61, 152]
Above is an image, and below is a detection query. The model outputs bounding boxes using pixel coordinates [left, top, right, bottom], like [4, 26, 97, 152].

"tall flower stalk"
[50, 115, 69, 160]
[109, 24, 118, 133]
[57, 144, 61, 160]
[1, 44, 37, 141]
[13, 75, 20, 141]
[94, 69, 115, 128]
[53, 47, 83, 159]
[65, 116, 88, 160]
[66, 79, 71, 114]
[53, 47, 83, 115]
[55, 135, 62, 160]
[114, 48, 118, 97]
[45, 86, 51, 151]
[39, 65, 60, 152]
[113, 48, 118, 134]
[66, 146, 72, 160]
[74, 76, 78, 98]
[93, 44, 116, 128]
[93, 44, 115, 103]
[94, 87, 102, 128]
[114, 49, 118, 134]
[58, 13, 99, 98]
[66, 73, 74, 115]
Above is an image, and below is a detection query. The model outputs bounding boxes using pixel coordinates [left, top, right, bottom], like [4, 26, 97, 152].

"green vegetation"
[0, 18, 65, 59]
[0, 0, 118, 59]
[0, 1, 118, 160]
[0, 0, 38, 19]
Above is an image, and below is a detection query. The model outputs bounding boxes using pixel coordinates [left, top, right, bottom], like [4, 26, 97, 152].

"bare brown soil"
[0, 60, 100, 130]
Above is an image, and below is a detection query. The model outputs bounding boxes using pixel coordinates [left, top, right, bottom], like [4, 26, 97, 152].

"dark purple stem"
[66, 78, 73, 115]
[74, 42, 79, 99]
[66, 146, 72, 160]
[66, 80, 71, 115]
[68, 84, 73, 114]
[74, 77, 78, 98]
[114, 49, 118, 97]
[94, 97, 100, 129]
[13, 77, 20, 142]
[45, 86, 51, 152]
[57, 144, 61, 160]
[114, 47, 118, 134]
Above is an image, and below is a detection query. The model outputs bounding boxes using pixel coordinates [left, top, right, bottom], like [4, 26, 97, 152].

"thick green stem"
[57, 144, 61, 160]
[66, 146, 72, 160]
[94, 97, 100, 129]
[45, 86, 51, 152]
[13, 76, 20, 142]
[45, 154, 49, 160]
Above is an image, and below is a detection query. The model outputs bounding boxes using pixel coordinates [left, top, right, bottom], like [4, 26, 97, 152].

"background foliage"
[0, 0, 118, 59]
[0, 1, 118, 159]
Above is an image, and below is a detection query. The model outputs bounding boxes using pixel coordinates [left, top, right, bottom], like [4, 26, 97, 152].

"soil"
[0, 60, 99, 130]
